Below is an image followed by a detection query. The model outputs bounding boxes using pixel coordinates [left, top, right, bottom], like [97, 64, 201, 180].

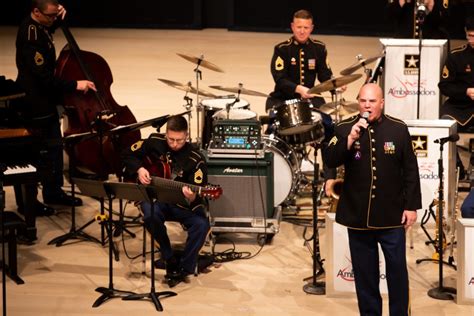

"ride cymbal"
[209, 85, 269, 97]
[340, 54, 385, 76]
[319, 100, 359, 117]
[307, 74, 362, 94]
[176, 53, 225, 73]
[157, 78, 217, 98]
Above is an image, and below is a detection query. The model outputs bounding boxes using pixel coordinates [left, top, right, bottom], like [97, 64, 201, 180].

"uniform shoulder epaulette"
[336, 115, 358, 127]
[385, 114, 407, 126]
[276, 38, 293, 48]
[27, 24, 38, 41]
[450, 44, 467, 54]
[309, 38, 326, 47]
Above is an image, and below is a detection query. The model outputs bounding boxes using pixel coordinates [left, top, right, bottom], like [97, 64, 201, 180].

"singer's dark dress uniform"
[438, 44, 474, 129]
[122, 134, 210, 274]
[324, 113, 422, 316]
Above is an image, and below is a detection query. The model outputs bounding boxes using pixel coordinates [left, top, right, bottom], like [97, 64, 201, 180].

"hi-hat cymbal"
[340, 54, 385, 76]
[158, 78, 217, 98]
[319, 100, 359, 117]
[307, 74, 362, 94]
[176, 53, 225, 73]
[209, 85, 269, 97]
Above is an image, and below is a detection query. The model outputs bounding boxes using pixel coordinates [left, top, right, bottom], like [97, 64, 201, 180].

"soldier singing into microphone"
[324, 83, 421, 316]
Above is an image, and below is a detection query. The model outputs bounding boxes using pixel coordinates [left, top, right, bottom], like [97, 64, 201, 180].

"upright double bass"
[55, 25, 140, 178]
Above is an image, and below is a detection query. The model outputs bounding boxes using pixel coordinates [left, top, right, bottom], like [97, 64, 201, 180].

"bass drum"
[262, 135, 300, 206]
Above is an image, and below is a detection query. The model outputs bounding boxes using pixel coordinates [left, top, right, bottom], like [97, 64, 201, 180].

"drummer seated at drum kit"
[264, 9, 349, 189]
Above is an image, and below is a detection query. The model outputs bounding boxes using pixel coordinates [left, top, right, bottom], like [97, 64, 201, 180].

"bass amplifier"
[206, 152, 281, 238]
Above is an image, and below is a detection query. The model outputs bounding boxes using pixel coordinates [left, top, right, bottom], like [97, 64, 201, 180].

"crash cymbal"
[340, 54, 385, 76]
[319, 100, 359, 117]
[209, 85, 269, 97]
[176, 53, 225, 73]
[157, 78, 217, 98]
[307, 74, 362, 94]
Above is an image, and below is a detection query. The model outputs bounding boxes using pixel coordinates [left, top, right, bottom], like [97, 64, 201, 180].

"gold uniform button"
[372, 157, 376, 161]
[372, 185, 376, 189]
[372, 166, 376, 171]
[369, 129, 374, 133]
[371, 194, 376, 199]
[372, 148, 376, 152]
[371, 139, 375, 143]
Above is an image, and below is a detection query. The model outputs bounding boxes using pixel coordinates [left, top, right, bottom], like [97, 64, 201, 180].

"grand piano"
[0, 76, 46, 241]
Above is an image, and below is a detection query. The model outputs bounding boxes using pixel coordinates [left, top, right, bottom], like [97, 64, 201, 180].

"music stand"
[122, 185, 178, 312]
[48, 131, 102, 247]
[1, 164, 8, 316]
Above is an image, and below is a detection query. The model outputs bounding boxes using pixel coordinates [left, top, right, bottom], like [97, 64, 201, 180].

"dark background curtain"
[2, 0, 473, 39]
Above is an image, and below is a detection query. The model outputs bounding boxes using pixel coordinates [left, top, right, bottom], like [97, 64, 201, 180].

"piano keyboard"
[4, 164, 37, 175]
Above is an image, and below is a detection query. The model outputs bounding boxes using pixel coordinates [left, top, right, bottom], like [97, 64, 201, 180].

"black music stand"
[122, 185, 177, 311]
[68, 178, 135, 307]
[48, 131, 101, 247]
[303, 147, 325, 295]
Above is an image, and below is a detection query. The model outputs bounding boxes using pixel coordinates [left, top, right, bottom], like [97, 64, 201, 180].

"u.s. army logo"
[130, 140, 143, 151]
[275, 56, 284, 71]
[194, 168, 203, 184]
[34, 51, 44, 66]
[442, 65, 449, 79]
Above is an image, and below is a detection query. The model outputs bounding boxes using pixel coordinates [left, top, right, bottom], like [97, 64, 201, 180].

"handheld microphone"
[434, 134, 460, 144]
[416, 1, 427, 21]
[358, 111, 370, 136]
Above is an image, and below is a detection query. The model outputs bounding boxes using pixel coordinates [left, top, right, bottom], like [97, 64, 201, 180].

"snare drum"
[201, 98, 249, 148]
[275, 99, 313, 135]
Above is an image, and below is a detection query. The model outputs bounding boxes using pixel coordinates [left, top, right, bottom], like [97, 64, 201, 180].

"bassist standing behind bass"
[14, 0, 96, 214]
[122, 115, 210, 287]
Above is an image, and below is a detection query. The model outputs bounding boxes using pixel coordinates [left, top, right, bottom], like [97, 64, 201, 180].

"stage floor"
[0, 26, 473, 315]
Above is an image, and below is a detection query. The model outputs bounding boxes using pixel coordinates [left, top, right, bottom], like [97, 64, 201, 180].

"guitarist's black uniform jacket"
[122, 133, 208, 211]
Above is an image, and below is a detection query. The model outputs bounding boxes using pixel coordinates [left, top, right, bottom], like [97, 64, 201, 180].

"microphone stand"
[415, 6, 426, 119]
[183, 94, 193, 140]
[427, 138, 456, 300]
[302, 145, 325, 295]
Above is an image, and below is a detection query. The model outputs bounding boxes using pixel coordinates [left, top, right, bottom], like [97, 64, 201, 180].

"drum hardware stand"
[48, 132, 102, 247]
[302, 146, 325, 295]
[225, 86, 242, 119]
[123, 185, 177, 311]
[183, 92, 193, 140]
[193, 56, 204, 148]
[427, 137, 456, 300]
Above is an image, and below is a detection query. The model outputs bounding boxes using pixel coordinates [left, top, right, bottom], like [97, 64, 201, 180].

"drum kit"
[157, 52, 383, 206]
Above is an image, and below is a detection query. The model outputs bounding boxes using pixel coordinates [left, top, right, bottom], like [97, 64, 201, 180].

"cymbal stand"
[183, 92, 193, 140]
[193, 55, 204, 147]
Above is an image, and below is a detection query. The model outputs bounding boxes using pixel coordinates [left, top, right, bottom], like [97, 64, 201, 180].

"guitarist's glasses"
[166, 136, 187, 144]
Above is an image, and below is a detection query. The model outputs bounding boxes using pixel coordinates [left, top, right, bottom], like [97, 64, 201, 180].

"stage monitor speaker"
[206, 153, 274, 219]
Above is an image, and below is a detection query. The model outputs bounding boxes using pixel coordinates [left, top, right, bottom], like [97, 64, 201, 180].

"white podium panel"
[381, 39, 447, 120]
[326, 213, 388, 297]
[405, 120, 456, 221]
[456, 218, 474, 305]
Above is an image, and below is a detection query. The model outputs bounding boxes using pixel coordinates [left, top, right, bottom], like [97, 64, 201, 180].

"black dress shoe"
[167, 269, 190, 288]
[44, 192, 83, 207]
[35, 201, 56, 217]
